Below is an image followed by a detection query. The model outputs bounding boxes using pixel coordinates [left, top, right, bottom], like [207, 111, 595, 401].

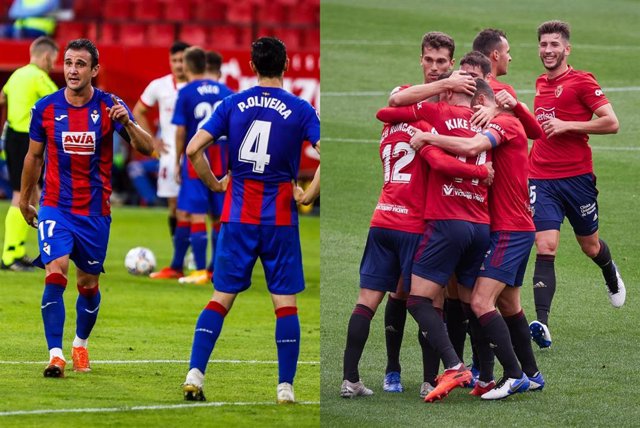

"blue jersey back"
[172, 79, 233, 143]
[201, 86, 320, 183]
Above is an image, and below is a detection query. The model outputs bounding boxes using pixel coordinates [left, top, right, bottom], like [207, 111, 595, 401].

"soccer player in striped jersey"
[19, 39, 153, 378]
[181, 37, 320, 404]
[171, 46, 233, 285]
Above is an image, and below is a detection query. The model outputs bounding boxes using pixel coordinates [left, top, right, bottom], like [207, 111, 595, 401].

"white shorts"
[157, 153, 180, 198]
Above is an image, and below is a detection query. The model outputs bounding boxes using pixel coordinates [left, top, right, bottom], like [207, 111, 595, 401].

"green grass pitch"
[0, 203, 319, 427]
[321, 0, 640, 426]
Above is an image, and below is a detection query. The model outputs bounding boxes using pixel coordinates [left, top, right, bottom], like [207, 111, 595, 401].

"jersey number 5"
[239, 120, 271, 173]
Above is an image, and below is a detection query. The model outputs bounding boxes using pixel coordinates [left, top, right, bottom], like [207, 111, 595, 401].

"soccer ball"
[124, 247, 156, 275]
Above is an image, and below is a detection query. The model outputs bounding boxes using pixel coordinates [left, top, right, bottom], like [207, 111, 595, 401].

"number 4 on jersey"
[239, 120, 271, 173]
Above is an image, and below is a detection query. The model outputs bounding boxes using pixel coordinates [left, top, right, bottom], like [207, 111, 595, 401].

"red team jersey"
[485, 114, 535, 232]
[529, 66, 610, 179]
[488, 76, 517, 99]
[377, 101, 491, 224]
[370, 121, 430, 234]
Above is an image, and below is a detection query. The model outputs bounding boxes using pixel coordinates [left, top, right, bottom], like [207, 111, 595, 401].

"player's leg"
[183, 222, 256, 401]
[73, 270, 101, 372]
[272, 293, 302, 404]
[179, 211, 208, 284]
[444, 278, 467, 362]
[167, 197, 177, 237]
[384, 290, 406, 380]
[157, 154, 179, 237]
[419, 288, 443, 398]
[575, 233, 625, 307]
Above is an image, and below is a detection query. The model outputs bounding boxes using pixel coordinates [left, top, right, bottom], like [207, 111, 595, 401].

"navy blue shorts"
[529, 174, 599, 236]
[412, 220, 490, 288]
[478, 231, 535, 287]
[36, 206, 111, 274]
[359, 227, 422, 293]
[213, 222, 304, 295]
[177, 176, 213, 215]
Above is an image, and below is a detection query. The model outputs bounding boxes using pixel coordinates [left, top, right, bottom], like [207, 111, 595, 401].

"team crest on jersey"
[91, 110, 100, 124]
[555, 85, 563, 98]
[62, 132, 96, 155]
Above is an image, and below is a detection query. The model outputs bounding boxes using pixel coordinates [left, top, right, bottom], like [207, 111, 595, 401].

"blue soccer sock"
[170, 221, 190, 270]
[275, 306, 300, 384]
[189, 300, 227, 374]
[207, 221, 220, 273]
[190, 222, 208, 270]
[42, 273, 67, 350]
[76, 284, 101, 341]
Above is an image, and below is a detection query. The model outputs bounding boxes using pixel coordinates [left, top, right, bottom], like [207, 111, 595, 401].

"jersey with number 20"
[201, 86, 320, 226]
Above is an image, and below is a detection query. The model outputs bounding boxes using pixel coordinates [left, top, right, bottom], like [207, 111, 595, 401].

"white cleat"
[529, 320, 552, 349]
[607, 262, 626, 308]
[481, 374, 530, 400]
[340, 379, 373, 398]
[277, 382, 295, 404]
[419, 381, 435, 399]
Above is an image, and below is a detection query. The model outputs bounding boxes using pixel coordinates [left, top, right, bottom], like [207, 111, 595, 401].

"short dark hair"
[537, 20, 570, 41]
[421, 31, 455, 59]
[30, 36, 58, 55]
[472, 28, 507, 57]
[251, 37, 287, 78]
[65, 39, 99, 67]
[459, 51, 491, 77]
[472, 78, 495, 105]
[184, 46, 206, 75]
[170, 41, 190, 55]
[206, 51, 223, 74]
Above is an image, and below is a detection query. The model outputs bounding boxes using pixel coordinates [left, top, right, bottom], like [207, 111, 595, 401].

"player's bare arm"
[388, 71, 475, 106]
[542, 103, 619, 138]
[295, 142, 320, 205]
[174, 125, 186, 184]
[186, 128, 227, 192]
[19, 140, 45, 228]
[133, 100, 165, 156]
[108, 96, 154, 155]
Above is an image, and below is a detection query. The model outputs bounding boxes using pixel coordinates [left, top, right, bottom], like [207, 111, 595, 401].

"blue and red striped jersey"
[201, 86, 320, 226]
[172, 78, 233, 180]
[29, 87, 134, 216]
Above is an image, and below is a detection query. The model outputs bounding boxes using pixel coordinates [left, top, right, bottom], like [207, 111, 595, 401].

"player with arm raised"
[181, 37, 319, 404]
[20, 39, 153, 377]
[133, 41, 189, 279]
[527, 21, 622, 349]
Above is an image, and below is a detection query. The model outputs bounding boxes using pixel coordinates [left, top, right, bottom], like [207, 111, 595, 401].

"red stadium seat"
[272, 28, 303, 51]
[255, 3, 286, 25]
[178, 24, 208, 46]
[73, 0, 101, 19]
[99, 23, 119, 45]
[56, 22, 86, 46]
[86, 22, 99, 42]
[236, 26, 252, 49]
[147, 23, 176, 47]
[289, 3, 318, 26]
[132, 0, 163, 21]
[119, 23, 146, 46]
[209, 25, 238, 51]
[225, 2, 253, 25]
[162, 0, 191, 21]
[303, 28, 319, 52]
[192, 0, 226, 22]
[102, 0, 131, 21]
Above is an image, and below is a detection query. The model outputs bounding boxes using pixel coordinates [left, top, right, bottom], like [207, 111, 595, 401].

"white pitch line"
[323, 86, 640, 97]
[322, 137, 640, 152]
[0, 401, 320, 417]
[0, 359, 320, 365]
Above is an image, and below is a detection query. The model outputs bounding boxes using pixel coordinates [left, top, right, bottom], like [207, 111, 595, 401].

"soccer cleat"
[467, 364, 480, 388]
[183, 383, 206, 401]
[470, 379, 496, 396]
[527, 371, 545, 391]
[149, 266, 184, 279]
[72, 346, 91, 372]
[340, 379, 373, 398]
[277, 382, 295, 404]
[424, 365, 472, 403]
[419, 382, 435, 399]
[1, 259, 35, 272]
[481, 373, 530, 400]
[43, 356, 66, 378]
[529, 320, 552, 349]
[383, 371, 404, 393]
[606, 262, 626, 308]
[178, 270, 210, 285]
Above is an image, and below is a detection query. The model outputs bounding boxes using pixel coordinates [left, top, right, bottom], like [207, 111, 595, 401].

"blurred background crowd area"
[0, 0, 319, 208]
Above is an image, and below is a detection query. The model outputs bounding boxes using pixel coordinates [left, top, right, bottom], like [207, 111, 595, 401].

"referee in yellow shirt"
[0, 36, 58, 271]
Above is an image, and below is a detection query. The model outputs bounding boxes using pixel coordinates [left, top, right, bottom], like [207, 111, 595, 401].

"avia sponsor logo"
[535, 107, 556, 123]
[441, 184, 485, 202]
[580, 202, 597, 217]
[375, 203, 409, 215]
[62, 132, 96, 155]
